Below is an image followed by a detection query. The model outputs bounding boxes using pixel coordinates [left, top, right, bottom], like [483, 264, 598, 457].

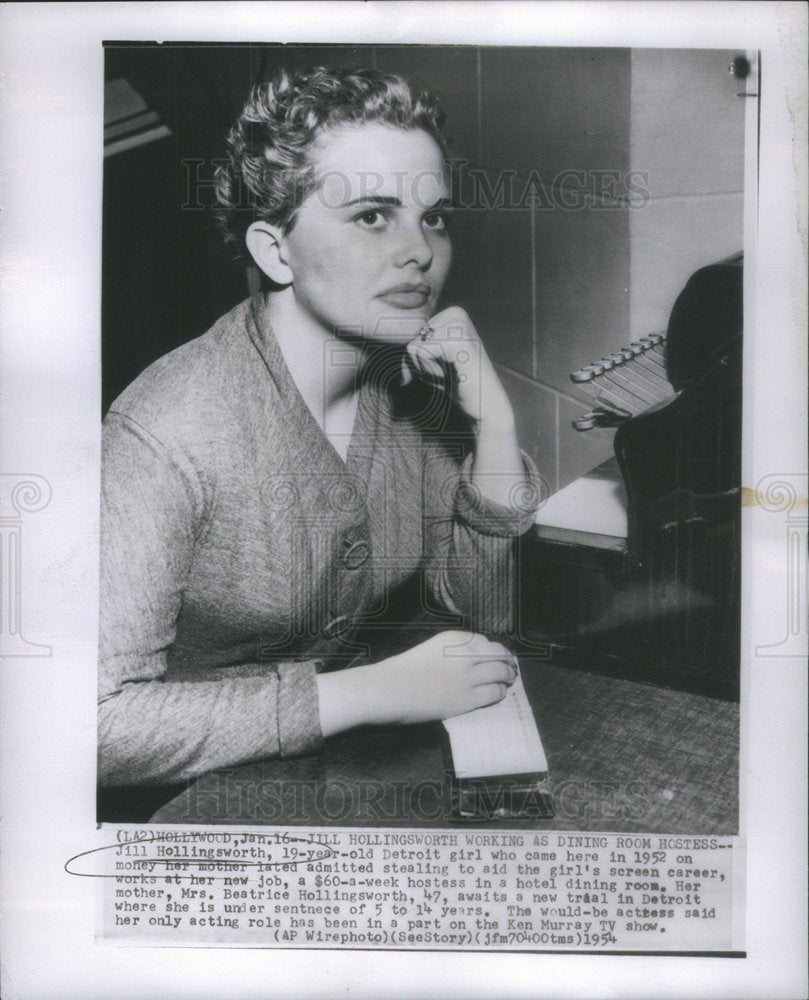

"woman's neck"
[266, 290, 364, 427]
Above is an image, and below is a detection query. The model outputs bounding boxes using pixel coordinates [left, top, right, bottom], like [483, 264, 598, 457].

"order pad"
[443, 667, 548, 779]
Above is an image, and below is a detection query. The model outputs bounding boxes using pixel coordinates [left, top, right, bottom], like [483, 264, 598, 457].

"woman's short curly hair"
[214, 66, 452, 256]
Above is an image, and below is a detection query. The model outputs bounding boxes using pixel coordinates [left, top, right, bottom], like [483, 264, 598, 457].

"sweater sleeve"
[98, 413, 323, 787]
[422, 442, 543, 635]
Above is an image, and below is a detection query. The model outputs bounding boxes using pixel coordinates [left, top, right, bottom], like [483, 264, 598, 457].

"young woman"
[98, 67, 541, 787]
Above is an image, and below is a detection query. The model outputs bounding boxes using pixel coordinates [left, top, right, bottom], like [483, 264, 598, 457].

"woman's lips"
[376, 284, 430, 309]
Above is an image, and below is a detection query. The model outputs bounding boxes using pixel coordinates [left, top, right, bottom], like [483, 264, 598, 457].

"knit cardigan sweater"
[98, 294, 541, 786]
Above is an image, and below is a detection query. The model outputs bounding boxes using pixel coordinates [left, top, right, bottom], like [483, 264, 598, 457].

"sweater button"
[323, 615, 354, 639]
[342, 539, 370, 569]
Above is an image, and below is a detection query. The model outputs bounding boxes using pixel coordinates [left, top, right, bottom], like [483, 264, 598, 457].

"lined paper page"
[443, 668, 548, 779]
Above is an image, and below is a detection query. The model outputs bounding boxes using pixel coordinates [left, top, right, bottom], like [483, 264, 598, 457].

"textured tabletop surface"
[152, 660, 738, 834]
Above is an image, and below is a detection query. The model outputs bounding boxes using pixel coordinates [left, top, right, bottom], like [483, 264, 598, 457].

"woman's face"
[280, 123, 453, 343]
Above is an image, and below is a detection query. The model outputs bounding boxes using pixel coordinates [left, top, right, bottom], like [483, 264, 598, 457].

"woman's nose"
[393, 222, 433, 270]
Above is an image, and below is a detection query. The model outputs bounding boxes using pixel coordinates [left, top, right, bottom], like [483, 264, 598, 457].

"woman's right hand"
[316, 631, 517, 737]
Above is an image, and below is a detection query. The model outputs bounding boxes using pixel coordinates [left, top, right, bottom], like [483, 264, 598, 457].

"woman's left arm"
[407, 305, 534, 506]
[410, 307, 543, 634]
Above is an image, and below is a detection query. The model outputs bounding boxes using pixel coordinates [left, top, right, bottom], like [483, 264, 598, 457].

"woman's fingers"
[405, 339, 448, 381]
[469, 657, 518, 687]
[428, 305, 477, 342]
[470, 682, 510, 709]
[472, 635, 512, 656]
[405, 308, 503, 426]
[368, 630, 519, 724]
[407, 332, 470, 369]
[463, 633, 514, 660]
[408, 630, 517, 683]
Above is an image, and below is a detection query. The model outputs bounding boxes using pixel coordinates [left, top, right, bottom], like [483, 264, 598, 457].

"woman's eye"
[423, 211, 450, 231]
[354, 210, 387, 229]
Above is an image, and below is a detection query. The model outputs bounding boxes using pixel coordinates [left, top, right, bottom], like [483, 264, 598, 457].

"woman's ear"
[245, 222, 293, 285]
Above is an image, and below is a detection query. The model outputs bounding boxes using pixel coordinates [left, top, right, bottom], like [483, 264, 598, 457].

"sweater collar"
[245, 292, 382, 475]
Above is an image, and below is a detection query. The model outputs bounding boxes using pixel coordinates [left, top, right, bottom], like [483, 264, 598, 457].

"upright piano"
[520, 254, 743, 700]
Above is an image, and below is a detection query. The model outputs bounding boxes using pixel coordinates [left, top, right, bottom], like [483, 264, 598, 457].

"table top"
[534, 457, 628, 545]
[152, 659, 738, 834]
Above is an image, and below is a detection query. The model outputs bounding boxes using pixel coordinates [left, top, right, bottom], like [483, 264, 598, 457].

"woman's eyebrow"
[342, 195, 402, 208]
[340, 196, 455, 210]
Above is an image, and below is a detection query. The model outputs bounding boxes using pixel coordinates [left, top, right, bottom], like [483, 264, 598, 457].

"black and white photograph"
[98, 42, 744, 836]
[1, 3, 806, 998]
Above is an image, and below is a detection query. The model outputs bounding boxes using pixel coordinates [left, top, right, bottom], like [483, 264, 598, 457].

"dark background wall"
[103, 44, 744, 492]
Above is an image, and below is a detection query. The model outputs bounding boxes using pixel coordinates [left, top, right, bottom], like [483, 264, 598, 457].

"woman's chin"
[362, 313, 428, 344]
